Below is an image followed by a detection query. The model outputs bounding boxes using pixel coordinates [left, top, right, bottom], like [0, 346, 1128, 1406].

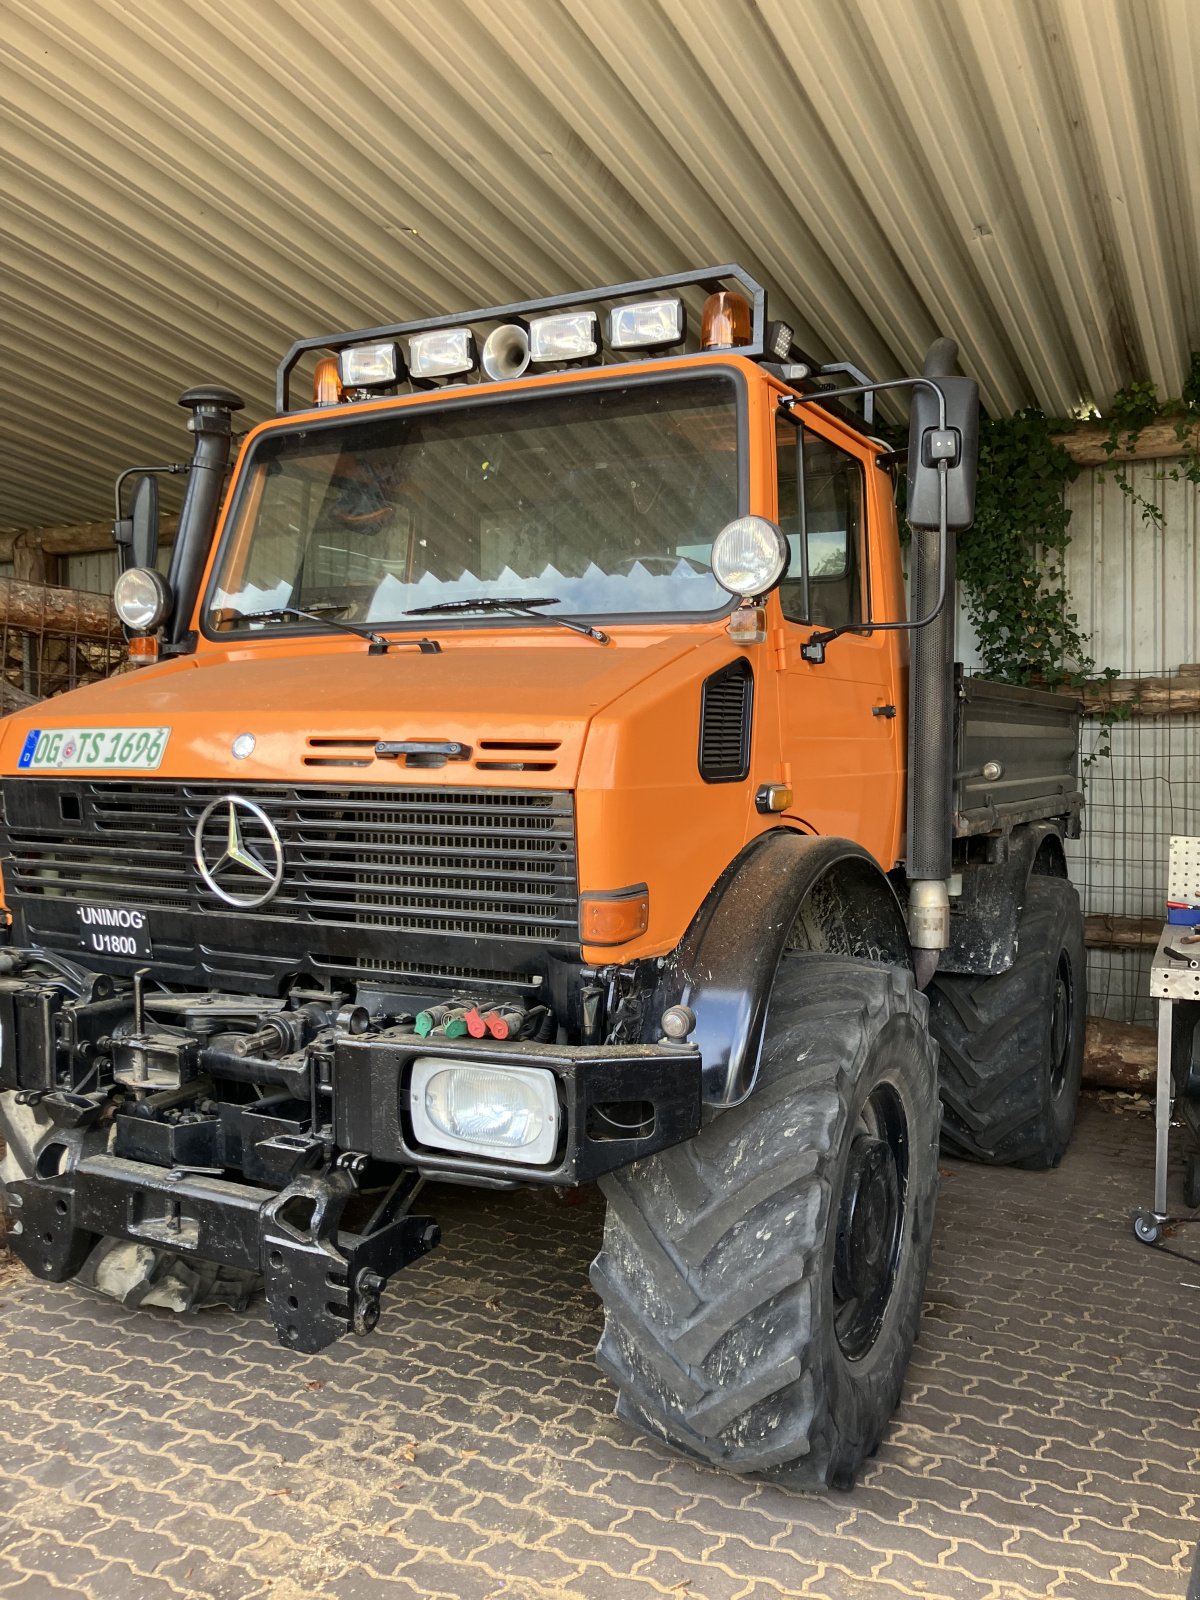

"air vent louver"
[698, 658, 753, 783]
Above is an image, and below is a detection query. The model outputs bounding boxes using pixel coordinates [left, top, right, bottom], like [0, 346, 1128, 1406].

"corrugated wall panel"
[65, 550, 118, 595]
[3, 0, 1200, 530]
[1062, 461, 1200, 674]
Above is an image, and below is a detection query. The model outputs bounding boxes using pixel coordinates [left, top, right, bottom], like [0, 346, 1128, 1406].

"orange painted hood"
[0, 632, 709, 786]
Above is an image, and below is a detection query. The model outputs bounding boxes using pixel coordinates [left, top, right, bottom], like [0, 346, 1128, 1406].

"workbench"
[1133, 923, 1200, 1243]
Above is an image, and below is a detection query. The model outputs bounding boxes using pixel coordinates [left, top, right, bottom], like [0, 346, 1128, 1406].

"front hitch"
[6, 1150, 439, 1354]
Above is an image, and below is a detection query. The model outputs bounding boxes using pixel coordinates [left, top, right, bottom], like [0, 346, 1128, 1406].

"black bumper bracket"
[6, 1153, 439, 1353]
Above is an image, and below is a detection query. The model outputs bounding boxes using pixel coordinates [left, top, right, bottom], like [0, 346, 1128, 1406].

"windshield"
[207, 374, 741, 632]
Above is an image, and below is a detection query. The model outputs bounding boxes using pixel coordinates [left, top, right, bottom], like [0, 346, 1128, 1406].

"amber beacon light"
[701, 291, 752, 349]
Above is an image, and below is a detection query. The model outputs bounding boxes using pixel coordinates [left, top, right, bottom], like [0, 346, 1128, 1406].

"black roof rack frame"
[274, 264, 767, 413]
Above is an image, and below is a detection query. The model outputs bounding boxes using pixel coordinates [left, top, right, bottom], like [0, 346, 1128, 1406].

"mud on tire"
[590, 957, 939, 1489]
[927, 874, 1086, 1169]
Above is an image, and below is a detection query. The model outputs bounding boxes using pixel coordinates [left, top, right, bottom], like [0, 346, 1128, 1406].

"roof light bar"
[276, 265, 767, 410]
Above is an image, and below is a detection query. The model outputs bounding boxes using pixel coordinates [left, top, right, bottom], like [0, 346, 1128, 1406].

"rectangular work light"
[608, 296, 685, 351]
[410, 1058, 560, 1164]
[408, 326, 478, 380]
[338, 340, 402, 388]
[529, 310, 598, 364]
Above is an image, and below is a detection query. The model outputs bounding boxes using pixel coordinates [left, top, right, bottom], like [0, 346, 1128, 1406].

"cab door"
[773, 411, 906, 869]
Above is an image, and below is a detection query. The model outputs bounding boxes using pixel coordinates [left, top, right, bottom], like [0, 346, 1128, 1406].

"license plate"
[17, 726, 170, 771]
[76, 904, 153, 960]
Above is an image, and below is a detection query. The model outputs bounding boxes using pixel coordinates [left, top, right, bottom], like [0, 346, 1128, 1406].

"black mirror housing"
[906, 343, 979, 532]
[130, 474, 160, 570]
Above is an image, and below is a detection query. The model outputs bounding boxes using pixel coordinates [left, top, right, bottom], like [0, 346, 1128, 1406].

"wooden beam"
[1084, 914, 1163, 951]
[0, 518, 177, 563]
[1052, 418, 1200, 466]
[0, 578, 120, 638]
[1083, 1018, 1156, 1093]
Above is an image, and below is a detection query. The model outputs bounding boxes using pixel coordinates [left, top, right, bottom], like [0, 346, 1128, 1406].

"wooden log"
[1083, 1018, 1157, 1093]
[0, 517, 178, 564]
[0, 679, 38, 716]
[1084, 914, 1163, 951]
[0, 578, 119, 639]
[1050, 670, 1200, 717]
[1053, 418, 1200, 466]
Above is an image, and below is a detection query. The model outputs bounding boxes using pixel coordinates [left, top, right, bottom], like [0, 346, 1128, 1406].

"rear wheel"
[927, 874, 1085, 1168]
[590, 957, 939, 1488]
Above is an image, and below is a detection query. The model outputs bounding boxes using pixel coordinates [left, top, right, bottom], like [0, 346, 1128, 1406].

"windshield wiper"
[404, 596, 609, 645]
[221, 605, 440, 655]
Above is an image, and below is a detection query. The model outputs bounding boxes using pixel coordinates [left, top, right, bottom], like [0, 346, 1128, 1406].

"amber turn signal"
[579, 886, 650, 946]
[127, 634, 160, 667]
[701, 291, 752, 349]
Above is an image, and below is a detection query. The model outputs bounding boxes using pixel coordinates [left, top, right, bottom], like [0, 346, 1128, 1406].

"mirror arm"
[112, 462, 190, 522]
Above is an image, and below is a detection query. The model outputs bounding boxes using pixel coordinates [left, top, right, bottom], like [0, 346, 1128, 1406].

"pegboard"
[1167, 836, 1200, 905]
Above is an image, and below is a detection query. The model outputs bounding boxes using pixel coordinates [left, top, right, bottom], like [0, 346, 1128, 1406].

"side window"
[775, 414, 865, 628]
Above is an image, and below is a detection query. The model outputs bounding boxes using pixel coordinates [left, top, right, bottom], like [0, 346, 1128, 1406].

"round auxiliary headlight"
[113, 567, 171, 632]
[710, 516, 790, 598]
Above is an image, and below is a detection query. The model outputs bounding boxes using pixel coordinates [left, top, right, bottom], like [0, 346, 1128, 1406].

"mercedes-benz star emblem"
[194, 795, 285, 909]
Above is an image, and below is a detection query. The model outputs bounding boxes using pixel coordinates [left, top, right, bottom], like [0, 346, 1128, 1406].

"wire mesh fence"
[1066, 697, 1200, 1024]
[0, 601, 125, 717]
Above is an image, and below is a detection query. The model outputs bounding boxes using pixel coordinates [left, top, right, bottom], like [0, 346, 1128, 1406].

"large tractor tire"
[927, 874, 1085, 1169]
[0, 1092, 257, 1312]
[590, 957, 939, 1489]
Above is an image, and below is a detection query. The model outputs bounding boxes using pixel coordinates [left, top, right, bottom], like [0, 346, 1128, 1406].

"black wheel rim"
[832, 1083, 908, 1362]
[1049, 950, 1074, 1098]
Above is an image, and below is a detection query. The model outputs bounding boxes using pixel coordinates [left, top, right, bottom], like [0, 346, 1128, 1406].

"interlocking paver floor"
[0, 1091, 1197, 1600]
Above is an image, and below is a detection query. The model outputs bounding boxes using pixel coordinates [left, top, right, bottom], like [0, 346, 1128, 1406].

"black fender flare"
[939, 820, 1067, 977]
[648, 829, 910, 1107]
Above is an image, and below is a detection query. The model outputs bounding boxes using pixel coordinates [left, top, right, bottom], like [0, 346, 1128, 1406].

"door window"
[775, 414, 865, 628]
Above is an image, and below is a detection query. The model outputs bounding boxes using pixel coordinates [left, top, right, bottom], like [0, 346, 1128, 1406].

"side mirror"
[906, 339, 979, 532]
[130, 474, 160, 570]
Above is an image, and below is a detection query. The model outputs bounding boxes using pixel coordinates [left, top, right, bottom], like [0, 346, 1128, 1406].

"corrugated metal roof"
[2, 0, 1198, 530]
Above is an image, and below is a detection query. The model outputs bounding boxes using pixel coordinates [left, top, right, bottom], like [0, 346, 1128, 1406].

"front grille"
[0, 780, 579, 947]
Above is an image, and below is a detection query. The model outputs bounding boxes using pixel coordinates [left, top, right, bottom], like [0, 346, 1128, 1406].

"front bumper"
[1, 948, 703, 1351]
[333, 1030, 703, 1187]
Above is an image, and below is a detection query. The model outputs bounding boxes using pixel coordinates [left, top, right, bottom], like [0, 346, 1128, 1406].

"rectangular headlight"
[410, 1058, 559, 1164]
[339, 341, 402, 387]
[608, 297, 685, 350]
[529, 310, 598, 364]
[408, 326, 477, 380]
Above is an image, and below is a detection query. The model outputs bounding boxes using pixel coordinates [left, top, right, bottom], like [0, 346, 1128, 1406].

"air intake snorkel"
[164, 385, 244, 650]
[904, 340, 979, 987]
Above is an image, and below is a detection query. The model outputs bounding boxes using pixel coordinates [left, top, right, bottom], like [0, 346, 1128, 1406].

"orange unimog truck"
[0, 268, 1084, 1488]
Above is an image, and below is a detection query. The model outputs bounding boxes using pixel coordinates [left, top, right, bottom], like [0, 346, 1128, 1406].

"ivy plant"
[957, 409, 1088, 686]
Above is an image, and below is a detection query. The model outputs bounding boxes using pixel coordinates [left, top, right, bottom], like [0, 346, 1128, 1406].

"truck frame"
[0, 267, 1084, 1488]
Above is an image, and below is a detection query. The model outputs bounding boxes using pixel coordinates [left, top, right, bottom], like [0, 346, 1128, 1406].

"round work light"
[113, 567, 172, 632]
[710, 516, 790, 598]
